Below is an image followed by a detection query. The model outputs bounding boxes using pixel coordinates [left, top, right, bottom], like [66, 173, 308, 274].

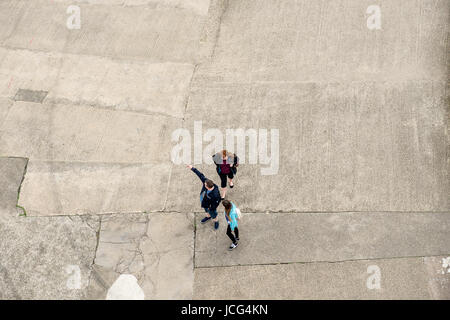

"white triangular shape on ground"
[106, 274, 145, 300]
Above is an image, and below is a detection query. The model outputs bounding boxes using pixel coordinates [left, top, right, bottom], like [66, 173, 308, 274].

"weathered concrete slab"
[0, 48, 59, 99]
[17, 161, 172, 215]
[0, 48, 194, 117]
[140, 212, 195, 299]
[0, 214, 99, 299]
[193, 256, 450, 299]
[194, 212, 450, 267]
[86, 214, 148, 299]
[0, 97, 13, 128]
[0, 157, 27, 215]
[52, 0, 212, 16]
[194, 0, 449, 84]
[174, 81, 449, 212]
[0, 0, 448, 301]
[0, 0, 208, 63]
[87, 212, 194, 299]
[424, 256, 450, 300]
[0, 101, 182, 162]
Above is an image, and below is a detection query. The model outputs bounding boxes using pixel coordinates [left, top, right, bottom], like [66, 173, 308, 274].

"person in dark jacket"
[212, 150, 239, 200]
[187, 165, 221, 230]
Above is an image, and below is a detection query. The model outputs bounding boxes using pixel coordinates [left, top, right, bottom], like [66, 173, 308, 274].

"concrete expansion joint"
[41, 96, 186, 120]
[26, 209, 450, 218]
[194, 253, 450, 270]
[0, 43, 195, 67]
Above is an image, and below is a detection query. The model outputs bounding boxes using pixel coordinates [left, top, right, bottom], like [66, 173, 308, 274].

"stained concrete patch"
[193, 256, 449, 299]
[0, 101, 182, 162]
[0, 214, 99, 299]
[17, 161, 172, 216]
[87, 212, 194, 299]
[194, 212, 450, 268]
[0, 157, 28, 216]
[14, 89, 48, 103]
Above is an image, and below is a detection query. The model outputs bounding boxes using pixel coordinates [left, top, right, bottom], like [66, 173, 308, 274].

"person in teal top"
[222, 200, 240, 250]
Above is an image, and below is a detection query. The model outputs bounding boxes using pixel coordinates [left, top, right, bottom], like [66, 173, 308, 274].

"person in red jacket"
[212, 150, 239, 200]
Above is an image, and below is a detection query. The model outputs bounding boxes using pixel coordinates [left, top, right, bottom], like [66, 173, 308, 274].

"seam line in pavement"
[193, 253, 450, 270]
[26, 210, 450, 218]
[4, 95, 186, 120]
[0, 44, 197, 66]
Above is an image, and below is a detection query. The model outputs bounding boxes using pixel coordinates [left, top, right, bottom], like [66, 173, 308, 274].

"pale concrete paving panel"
[194, 212, 450, 268]
[46, 57, 194, 117]
[86, 213, 148, 299]
[51, 0, 212, 16]
[168, 81, 448, 212]
[17, 161, 172, 216]
[193, 0, 449, 84]
[0, 48, 194, 117]
[0, 48, 62, 99]
[0, 157, 28, 216]
[0, 214, 99, 299]
[140, 212, 195, 299]
[0, 0, 208, 63]
[87, 212, 194, 299]
[193, 256, 450, 299]
[0, 97, 13, 129]
[0, 101, 182, 163]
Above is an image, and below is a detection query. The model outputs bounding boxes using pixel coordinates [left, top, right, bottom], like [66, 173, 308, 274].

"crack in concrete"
[192, 212, 197, 270]
[85, 215, 103, 295]
[135, 229, 147, 283]
[81, 216, 100, 233]
[90, 216, 102, 270]
[209, 0, 229, 61]
[161, 48, 200, 211]
[125, 214, 149, 281]
[15, 157, 29, 216]
[162, 0, 227, 216]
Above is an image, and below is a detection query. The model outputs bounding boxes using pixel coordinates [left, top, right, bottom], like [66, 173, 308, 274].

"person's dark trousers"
[226, 225, 239, 244]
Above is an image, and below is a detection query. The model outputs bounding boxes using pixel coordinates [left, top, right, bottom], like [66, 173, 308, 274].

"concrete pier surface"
[0, 0, 448, 299]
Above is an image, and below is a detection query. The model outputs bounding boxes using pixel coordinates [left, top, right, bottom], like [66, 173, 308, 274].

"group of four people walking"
[187, 150, 240, 250]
